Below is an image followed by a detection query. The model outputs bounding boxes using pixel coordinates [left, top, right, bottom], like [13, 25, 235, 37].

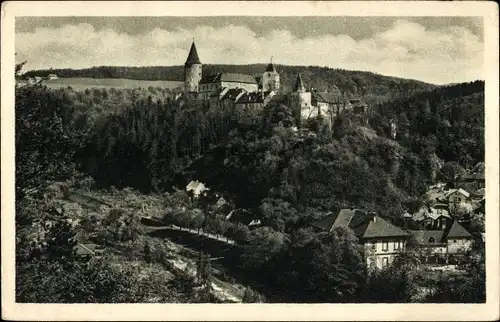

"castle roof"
[200, 73, 257, 85]
[311, 91, 342, 104]
[293, 73, 306, 92]
[236, 91, 272, 104]
[221, 88, 247, 101]
[185, 41, 201, 66]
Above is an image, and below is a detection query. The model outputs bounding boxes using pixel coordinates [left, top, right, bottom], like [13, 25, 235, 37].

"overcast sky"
[16, 16, 483, 85]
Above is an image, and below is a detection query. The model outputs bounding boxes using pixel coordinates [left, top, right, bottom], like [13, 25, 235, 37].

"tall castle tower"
[261, 57, 280, 92]
[291, 73, 311, 107]
[290, 74, 312, 126]
[184, 41, 202, 93]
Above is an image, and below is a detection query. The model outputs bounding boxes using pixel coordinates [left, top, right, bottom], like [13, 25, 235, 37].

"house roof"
[215, 196, 227, 206]
[412, 208, 429, 221]
[446, 188, 470, 198]
[409, 230, 446, 245]
[312, 208, 408, 239]
[293, 74, 306, 92]
[248, 219, 261, 226]
[200, 73, 257, 85]
[471, 162, 485, 174]
[186, 180, 209, 192]
[226, 208, 255, 225]
[74, 243, 99, 256]
[333, 209, 359, 228]
[446, 220, 473, 239]
[461, 173, 485, 181]
[311, 91, 342, 104]
[185, 41, 202, 66]
[473, 188, 485, 197]
[361, 216, 409, 238]
[401, 211, 413, 218]
[311, 212, 336, 231]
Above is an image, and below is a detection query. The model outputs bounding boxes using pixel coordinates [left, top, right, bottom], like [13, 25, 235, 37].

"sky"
[16, 16, 484, 85]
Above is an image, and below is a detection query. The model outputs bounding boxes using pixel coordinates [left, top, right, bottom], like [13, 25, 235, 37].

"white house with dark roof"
[185, 180, 209, 198]
[445, 188, 470, 204]
[409, 219, 473, 256]
[312, 208, 409, 269]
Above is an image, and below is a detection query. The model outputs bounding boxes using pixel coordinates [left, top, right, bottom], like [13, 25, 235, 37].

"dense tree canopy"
[14, 68, 484, 303]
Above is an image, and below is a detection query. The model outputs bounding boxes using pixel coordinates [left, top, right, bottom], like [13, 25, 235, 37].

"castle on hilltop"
[180, 41, 368, 127]
[183, 41, 279, 101]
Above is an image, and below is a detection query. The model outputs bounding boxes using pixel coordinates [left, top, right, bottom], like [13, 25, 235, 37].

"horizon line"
[20, 64, 486, 87]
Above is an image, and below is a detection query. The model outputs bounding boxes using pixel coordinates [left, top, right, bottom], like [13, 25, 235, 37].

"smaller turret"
[261, 57, 280, 92]
[290, 74, 312, 127]
[293, 73, 306, 92]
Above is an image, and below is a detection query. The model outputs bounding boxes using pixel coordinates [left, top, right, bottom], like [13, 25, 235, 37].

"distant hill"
[40, 77, 183, 91]
[24, 64, 437, 104]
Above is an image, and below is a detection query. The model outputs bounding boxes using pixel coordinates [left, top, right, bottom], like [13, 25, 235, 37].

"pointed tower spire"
[265, 56, 277, 72]
[293, 73, 306, 92]
[185, 41, 201, 67]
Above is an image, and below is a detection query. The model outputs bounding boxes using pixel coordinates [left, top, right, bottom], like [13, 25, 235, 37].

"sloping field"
[43, 77, 183, 90]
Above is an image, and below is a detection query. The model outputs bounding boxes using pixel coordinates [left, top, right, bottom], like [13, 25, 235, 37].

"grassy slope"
[56, 186, 245, 302]
[42, 77, 183, 90]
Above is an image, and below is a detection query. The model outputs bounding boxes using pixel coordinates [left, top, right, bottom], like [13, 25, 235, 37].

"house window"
[394, 241, 400, 250]
[382, 241, 389, 251]
[429, 237, 435, 243]
[382, 257, 389, 268]
[453, 239, 457, 243]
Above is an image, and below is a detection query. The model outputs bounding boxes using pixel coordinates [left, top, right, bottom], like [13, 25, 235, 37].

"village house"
[445, 188, 470, 205]
[410, 201, 453, 230]
[225, 208, 261, 229]
[27, 76, 43, 84]
[312, 208, 409, 269]
[47, 73, 58, 80]
[458, 162, 485, 190]
[185, 180, 210, 198]
[409, 220, 473, 258]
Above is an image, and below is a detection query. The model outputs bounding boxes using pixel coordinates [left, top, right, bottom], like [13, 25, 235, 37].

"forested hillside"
[370, 80, 484, 168]
[15, 73, 484, 303]
[24, 64, 437, 104]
